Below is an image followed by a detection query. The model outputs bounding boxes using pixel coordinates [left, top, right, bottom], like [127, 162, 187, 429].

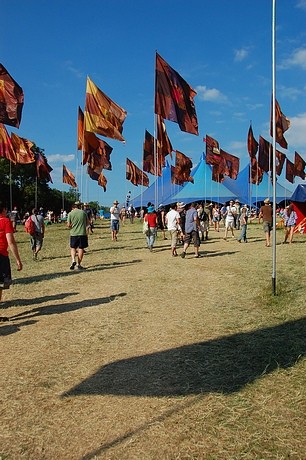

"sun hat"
[147, 205, 154, 213]
[264, 198, 270, 204]
[113, 200, 119, 204]
[177, 201, 185, 208]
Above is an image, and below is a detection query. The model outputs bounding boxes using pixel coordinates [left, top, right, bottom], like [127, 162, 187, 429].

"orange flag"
[11, 133, 35, 164]
[0, 123, 16, 163]
[63, 164, 77, 188]
[36, 153, 53, 183]
[84, 77, 127, 142]
[270, 98, 290, 149]
[171, 150, 193, 184]
[77, 106, 84, 151]
[0, 63, 24, 128]
[126, 158, 149, 187]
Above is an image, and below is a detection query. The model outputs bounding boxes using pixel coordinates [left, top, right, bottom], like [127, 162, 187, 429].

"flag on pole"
[171, 150, 193, 185]
[0, 63, 24, 128]
[275, 149, 286, 176]
[156, 114, 173, 159]
[143, 130, 161, 176]
[258, 136, 271, 172]
[77, 106, 84, 151]
[250, 157, 264, 185]
[204, 135, 221, 166]
[11, 133, 35, 164]
[87, 165, 107, 191]
[294, 151, 305, 180]
[36, 153, 53, 183]
[84, 77, 127, 142]
[247, 125, 258, 158]
[155, 53, 198, 135]
[270, 98, 290, 149]
[285, 158, 295, 184]
[83, 131, 113, 169]
[63, 164, 77, 188]
[126, 158, 149, 187]
[219, 149, 240, 180]
[0, 123, 16, 162]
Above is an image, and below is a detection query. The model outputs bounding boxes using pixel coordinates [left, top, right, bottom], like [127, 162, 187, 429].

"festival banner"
[171, 150, 193, 185]
[204, 135, 221, 166]
[0, 63, 24, 128]
[77, 106, 84, 151]
[294, 151, 305, 180]
[36, 153, 53, 183]
[83, 130, 113, 170]
[143, 130, 161, 176]
[87, 165, 107, 191]
[258, 136, 271, 172]
[275, 149, 286, 176]
[156, 114, 173, 159]
[0, 123, 16, 163]
[11, 132, 35, 164]
[250, 157, 263, 185]
[126, 158, 149, 187]
[247, 125, 258, 158]
[63, 164, 77, 188]
[285, 158, 295, 184]
[270, 98, 290, 149]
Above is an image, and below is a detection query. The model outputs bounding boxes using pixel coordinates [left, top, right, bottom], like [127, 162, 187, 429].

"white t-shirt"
[226, 205, 236, 222]
[110, 205, 120, 221]
[166, 209, 180, 231]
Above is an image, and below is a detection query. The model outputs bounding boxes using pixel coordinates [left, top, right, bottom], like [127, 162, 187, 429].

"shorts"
[30, 232, 44, 251]
[0, 254, 12, 289]
[70, 235, 88, 249]
[225, 220, 234, 229]
[184, 230, 200, 247]
[111, 220, 120, 231]
[169, 229, 178, 248]
[263, 221, 272, 233]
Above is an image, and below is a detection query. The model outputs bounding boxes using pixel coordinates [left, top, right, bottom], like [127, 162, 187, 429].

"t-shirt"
[31, 214, 45, 234]
[67, 209, 87, 236]
[185, 207, 198, 233]
[0, 216, 13, 256]
[110, 205, 120, 221]
[226, 206, 236, 222]
[166, 209, 180, 231]
[145, 212, 157, 228]
[260, 205, 272, 223]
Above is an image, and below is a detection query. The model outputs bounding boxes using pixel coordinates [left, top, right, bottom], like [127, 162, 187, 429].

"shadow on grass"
[9, 293, 127, 322]
[4, 292, 78, 308]
[14, 259, 142, 285]
[0, 320, 37, 336]
[64, 317, 306, 398]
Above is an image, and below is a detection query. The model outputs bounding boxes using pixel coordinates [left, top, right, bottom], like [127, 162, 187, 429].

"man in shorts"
[67, 202, 89, 270]
[223, 200, 237, 241]
[110, 200, 120, 241]
[259, 198, 273, 247]
[181, 203, 202, 258]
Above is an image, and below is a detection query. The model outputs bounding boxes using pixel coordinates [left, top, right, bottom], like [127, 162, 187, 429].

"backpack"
[24, 216, 36, 235]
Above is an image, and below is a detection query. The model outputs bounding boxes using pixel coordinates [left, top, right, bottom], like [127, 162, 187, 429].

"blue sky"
[2, 0, 306, 206]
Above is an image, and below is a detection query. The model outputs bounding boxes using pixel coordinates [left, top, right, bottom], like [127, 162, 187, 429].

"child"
[237, 205, 248, 242]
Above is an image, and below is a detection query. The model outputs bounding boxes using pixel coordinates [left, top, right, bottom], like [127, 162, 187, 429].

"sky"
[2, 0, 306, 207]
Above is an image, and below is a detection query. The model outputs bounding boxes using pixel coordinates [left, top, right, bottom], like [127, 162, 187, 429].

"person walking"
[29, 208, 45, 260]
[259, 198, 273, 247]
[165, 203, 181, 256]
[10, 206, 20, 232]
[283, 204, 298, 244]
[223, 200, 236, 241]
[181, 202, 202, 258]
[110, 200, 120, 241]
[143, 205, 158, 251]
[67, 201, 89, 270]
[237, 205, 248, 242]
[0, 201, 23, 318]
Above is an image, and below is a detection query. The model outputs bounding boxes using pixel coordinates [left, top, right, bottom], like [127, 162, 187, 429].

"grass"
[0, 218, 305, 459]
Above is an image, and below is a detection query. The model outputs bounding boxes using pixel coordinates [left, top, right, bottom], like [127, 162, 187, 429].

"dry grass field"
[0, 217, 305, 460]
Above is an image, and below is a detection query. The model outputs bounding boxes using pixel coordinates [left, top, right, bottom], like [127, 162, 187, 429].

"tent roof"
[290, 184, 306, 202]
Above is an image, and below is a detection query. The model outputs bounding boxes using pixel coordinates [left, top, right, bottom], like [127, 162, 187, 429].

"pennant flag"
[155, 53, 198, 135]
[126, 158, 149, 187]
[294, 151, 305, 180]
[156, 114, 173, 159]
[36, 153, 53, 183]
[77, 106, 84, 151]
[171, 150, 193, 185]
[0, 63, 24, 128]
[83, 131, 113, 169]
[250, 157, 264, 185]
[275, 149, 286, 176]
[204, 135, 221, 166]
[87, 165, 107, 191]
[84, 77, 127, 142]
[11, 133, 35, 164]
[63, 164, 77, 188]
[143, 130, 161, 176]
[258, 136, 271, 172]
[285, 158, 295, 184]
[270, 98, 290, 149]
[247, 125, 258, 158]
[0, 123, 16, 162]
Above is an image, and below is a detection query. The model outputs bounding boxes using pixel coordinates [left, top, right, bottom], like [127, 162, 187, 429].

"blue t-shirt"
[185, 207, 197, 233]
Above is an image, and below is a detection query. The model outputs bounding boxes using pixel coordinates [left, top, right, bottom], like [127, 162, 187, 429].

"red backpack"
[24, 216, 36, 235]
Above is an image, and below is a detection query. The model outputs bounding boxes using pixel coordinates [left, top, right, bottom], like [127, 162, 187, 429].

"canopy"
[290, 184, 306, 202]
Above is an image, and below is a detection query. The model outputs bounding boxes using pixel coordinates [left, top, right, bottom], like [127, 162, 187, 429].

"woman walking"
[283, 204, 298, 244]
[143, 205, 158, 251]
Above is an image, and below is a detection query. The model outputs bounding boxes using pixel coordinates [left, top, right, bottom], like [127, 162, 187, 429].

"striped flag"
[0, 63, 24, 128]
[63, 164, 77, 188]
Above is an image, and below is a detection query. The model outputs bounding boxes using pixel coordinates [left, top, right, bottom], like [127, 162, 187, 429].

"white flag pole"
[272, 0, 277, 295]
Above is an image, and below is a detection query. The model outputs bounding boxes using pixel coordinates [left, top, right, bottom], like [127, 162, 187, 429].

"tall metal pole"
[272, 0, 277, 294]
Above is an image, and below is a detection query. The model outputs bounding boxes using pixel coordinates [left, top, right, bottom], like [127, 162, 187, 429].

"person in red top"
[0, 201, 23, 320]
[143, 205, 158, 251]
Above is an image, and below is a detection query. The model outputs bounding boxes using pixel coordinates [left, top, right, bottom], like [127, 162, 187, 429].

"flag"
[11, 133, 35, 164]
[294, 151, 305, 180]
[0, 123, 16, 162]
[63, 164, 77, 188]
[204, 135, 221, 166]
[250, 157, 264, 185]
[247, 125, 258, 158]
[83, 131, 113, 169]
[0, 63, 24, 128]
[156, 114, 173, 159]
[211, 164, 223, 182]
[171, 150, 193, 185]
[258, 136, 271, 172]
[77, 106, 84, 151]
[285, 158, 295, 184]
[275, 149, 286, 176]
[87, 165, 107, 191]
[219, 149, 240, 179]
[155, 53, 198, 135]
[126, 158, 149, 187]
[270, 98, 290, 149]
[36, 153, 53, 183]
[84, 77, 127, 142]
[143, 130, 161, 176]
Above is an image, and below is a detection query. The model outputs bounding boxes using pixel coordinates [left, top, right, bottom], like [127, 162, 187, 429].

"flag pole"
[272, 0, 277, 295]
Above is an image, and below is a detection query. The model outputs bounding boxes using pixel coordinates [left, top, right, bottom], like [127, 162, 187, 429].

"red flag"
[0, 123, 16, 163]
[270, 98, 290, 149]
[84, 77, 127, 142]
[250, 157, 263, 185]
[204, 135, 221, 166]
[275, 149, 286, 176]
[126, 158, 149, 187]
[285, 158, 295, 184]
[87, 165, 107, 191]
[247, 125, 258, 158]
[156, 114, 173, 161]
[83, 131, 113, 170]
[0, 63, 24, 128]
[143, 130, 161, 176]
[77, 106, 84, 151]
[36, 153, 53, 183]
[212, 164, 223, 182]
[11, 133, 35, 164]
[294, 151, 305, 180]
[63, 164, 77, 188]
[258, 136, 271, 172]
[219, 149, 240, 179]
[171, 150, 193, 185]
[155, 53, 198, 135]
